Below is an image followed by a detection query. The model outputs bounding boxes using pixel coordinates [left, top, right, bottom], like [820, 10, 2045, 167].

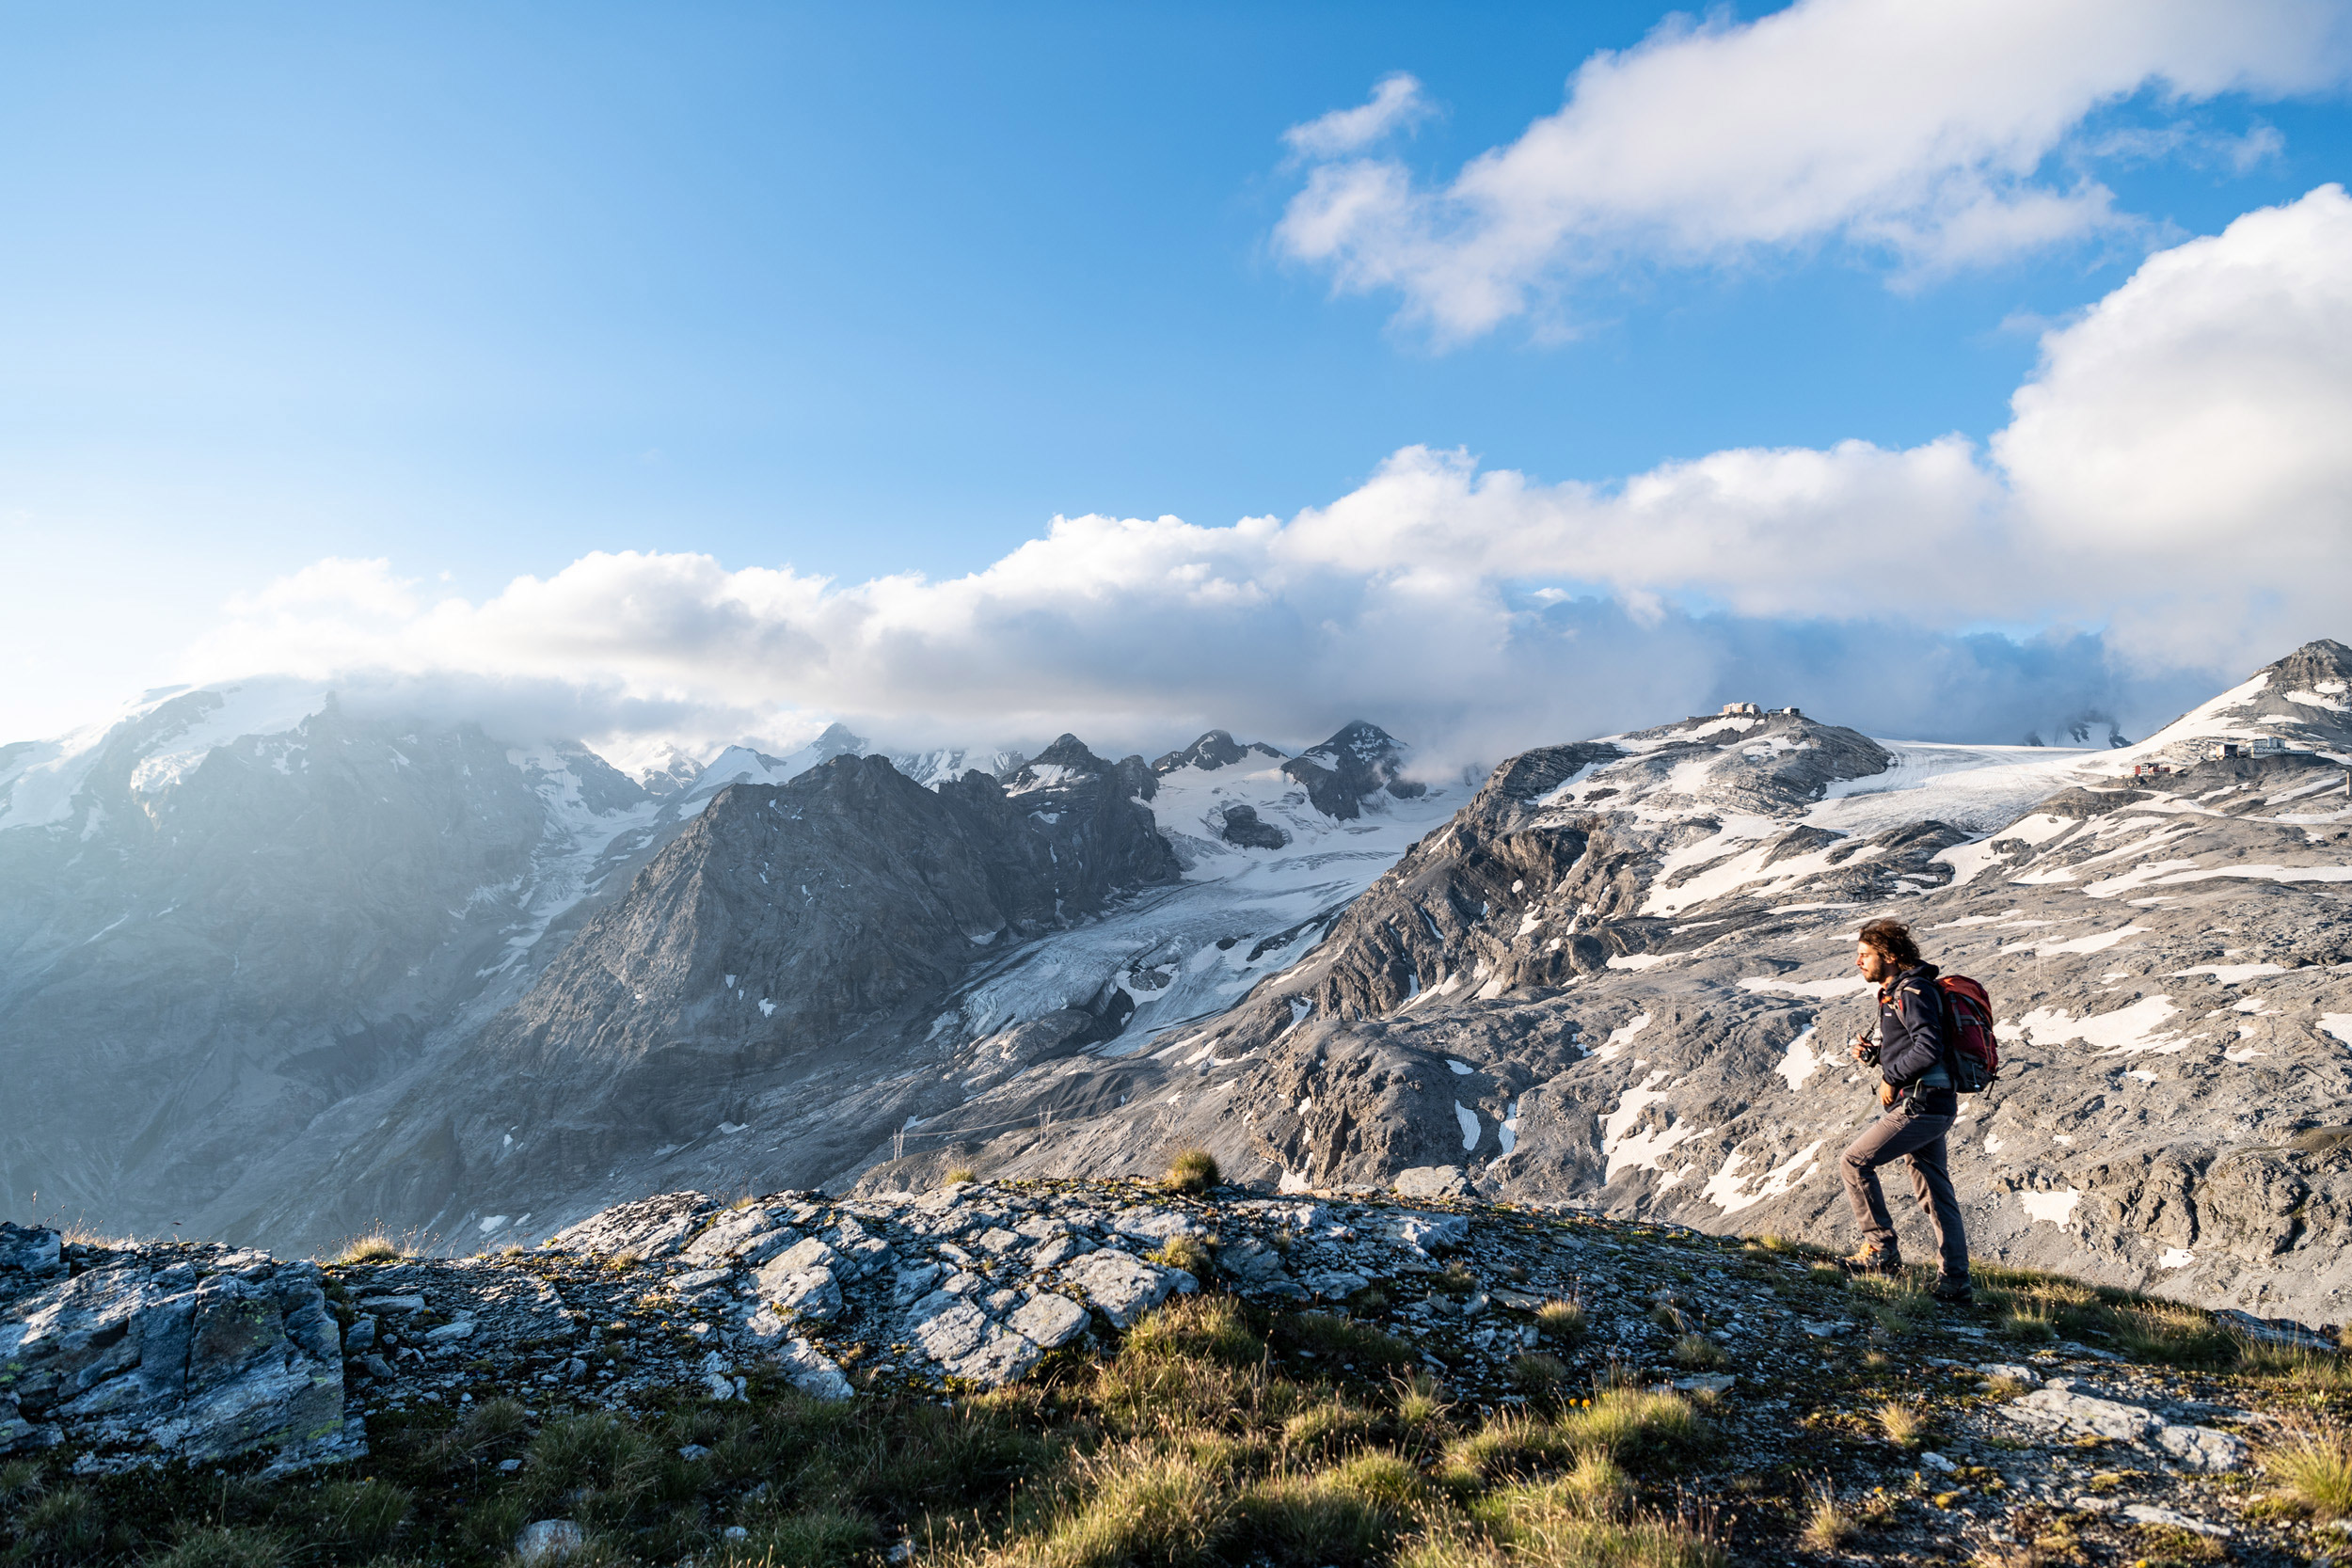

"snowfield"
[951, 755, 1458, 1052]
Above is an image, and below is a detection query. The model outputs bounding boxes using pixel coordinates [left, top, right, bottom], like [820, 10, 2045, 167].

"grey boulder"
[0, 1233, 353, 1472]
[1056, 1250, 1194, 1328]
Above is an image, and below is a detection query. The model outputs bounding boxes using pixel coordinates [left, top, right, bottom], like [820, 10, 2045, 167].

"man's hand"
[1851, 1032, 1874, 1063]
[1877, 1082, 1897, 1108]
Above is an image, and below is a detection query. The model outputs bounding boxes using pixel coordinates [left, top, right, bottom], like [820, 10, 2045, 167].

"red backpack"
[1936, 975, 2000, 1092]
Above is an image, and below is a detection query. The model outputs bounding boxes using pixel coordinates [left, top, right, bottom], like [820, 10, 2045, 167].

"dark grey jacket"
[1877, 962, 1956, 1114]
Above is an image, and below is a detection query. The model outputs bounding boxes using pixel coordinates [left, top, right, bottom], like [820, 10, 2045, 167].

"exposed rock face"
[1152, 730, 1288, 775]
[0, 1224, 353, 1471]
[873, 645, 2352, 1323]
[1216, 803, 1289, 849]
[0, 682, 685, 1240]
[10, 1183, 2302, 1511]
[1282, 721, 1424, 819]
[4, 690, 1445, 1259]
[240, 748, 1184, 1249]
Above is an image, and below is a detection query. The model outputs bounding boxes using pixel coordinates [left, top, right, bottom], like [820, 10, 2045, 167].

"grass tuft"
[2262, 1422, 2352, 1520]
[11, 1486, 105, 1560]
[313, 1478, 411, 1556]
[1475, 1476, 1725, 1568]
[1560, 1448, 1633, 1518]
[328, 1229, 406, 1265]
[1511, 1353, 1570, 1398]
[427, 1395, 530, 1465]
[1394, 1370, 1451, 1434]
[2113, 1304, 2234, 1368]
[943, 1166, 978, 1186]
[1670, 1334, 1725, 1369]
[1555, 1386, 1706, 1462]
[1799, 1479, 1859, 1552]
[1535, 1296, 1588, 1339]
[1271, 1310, 1419, 1369]
[0, 1458, 43, 1507]
[1165, 1148, 1221, 1194]
[1280, 1400, 1382, 1457]
[1147, 1234, 1215, 1279]
[146, 1526, 293, 1568]
[2237, 1338, 2352, 1391]
[1877, 1400, 1925, 1449]
[1998, 1304, 2060, 1343]
[1005, 1439, 1234, 1566]
[1433, 1264, 1479, 1298]
[1446, 1412, 1576, 1484]
[1123, 1294, 1263, 1368]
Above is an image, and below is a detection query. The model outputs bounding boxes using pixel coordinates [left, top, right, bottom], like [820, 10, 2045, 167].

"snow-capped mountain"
[0, 688, 1444, 1253]
[0, 681, 694, 1235]
[183, 721, 1452, 1253]
[10, 648, 2352, 1325]
[846, 643, 2352, 1323]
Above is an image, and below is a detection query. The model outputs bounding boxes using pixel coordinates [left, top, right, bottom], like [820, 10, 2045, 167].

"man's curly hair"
[1857, 917, 1922, 969]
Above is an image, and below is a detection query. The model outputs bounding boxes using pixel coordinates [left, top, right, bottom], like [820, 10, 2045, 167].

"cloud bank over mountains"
[147, 183, 2352, 771]
[1277, 0, 2350, 340]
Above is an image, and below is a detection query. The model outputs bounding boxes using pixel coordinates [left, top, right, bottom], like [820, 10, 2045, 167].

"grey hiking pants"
[1841, 1108, 1969, 1280]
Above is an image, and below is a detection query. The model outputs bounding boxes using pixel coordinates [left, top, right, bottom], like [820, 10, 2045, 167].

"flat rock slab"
[1393, 1165, 1470, 1198]
[2002, 1386, 2249, 1472]
[548, 1193, 713, 1259]
[911, 1300, 991, 1364]
[1057, 1250, 1192, 1328]
[1111, 1207, 1210, 1243]
[771, 1338, 852, 1402]
[680, 1208, 783, 1265]
[2123, 1503, 2233, 1537]
[1374, 1212, 1469, 1256]
[1006, 1291, 1089, 1350]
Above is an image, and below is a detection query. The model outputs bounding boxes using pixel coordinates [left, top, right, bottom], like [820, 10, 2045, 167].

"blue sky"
[6, 1, 2352, 757]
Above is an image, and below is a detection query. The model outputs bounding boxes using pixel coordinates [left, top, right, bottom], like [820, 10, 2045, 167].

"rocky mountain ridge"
[846, 643, 2352, 1323]
[0, 681, 697, 1239]
[2, 686, 1438, 1257]
[11, 647, 2352, 1333]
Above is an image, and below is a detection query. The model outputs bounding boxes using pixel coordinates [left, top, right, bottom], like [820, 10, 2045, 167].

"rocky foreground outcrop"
[0, 1219, 358, 1472]
[8, 1180, 2327, 1473]
[18, 1178, 2352, 1565]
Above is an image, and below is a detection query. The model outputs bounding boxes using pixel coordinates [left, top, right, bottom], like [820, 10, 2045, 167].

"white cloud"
[1276, 0, 2351, 340]
[164, 188, 2352, 768]
[1997, 185, 2352, 617]
[1282, 72, 1432, 159]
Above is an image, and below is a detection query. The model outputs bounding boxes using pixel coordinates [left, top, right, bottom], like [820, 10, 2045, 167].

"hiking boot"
[1932, 1275, 1975, 1306]
[1840, 1244, 1901, 1276]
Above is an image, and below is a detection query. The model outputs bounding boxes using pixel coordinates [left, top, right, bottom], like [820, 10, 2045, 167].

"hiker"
[1841, 917, 1972, 1303]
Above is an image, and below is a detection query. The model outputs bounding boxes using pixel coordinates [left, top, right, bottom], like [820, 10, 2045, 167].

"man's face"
[1855, 942, 1891, 982]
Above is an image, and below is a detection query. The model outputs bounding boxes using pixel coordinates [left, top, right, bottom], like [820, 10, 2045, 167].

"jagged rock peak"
[1003, 736, 1159, 803]
[2134, 634, 2352, 762]
[1004, 734, 1106, 787]
[2269, 638, 2352, 689]
[2258, 639, 2352, 700]
[801, 721, 870, 761]
[634, 743, 707, 798]
[1152, 730, 1289, 776]
[1281, 720, 1425, 819]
